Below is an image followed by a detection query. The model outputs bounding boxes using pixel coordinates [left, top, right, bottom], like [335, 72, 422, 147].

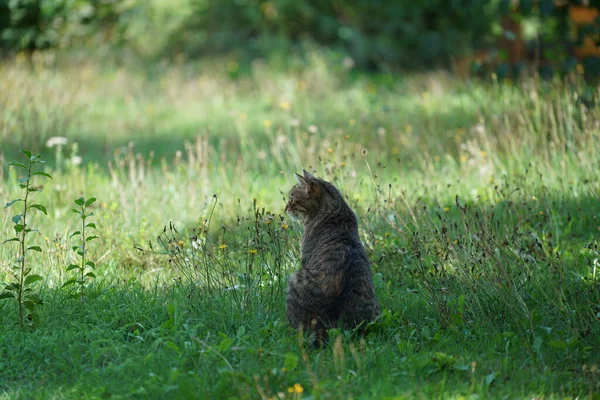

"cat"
[285, 169, 380, 348]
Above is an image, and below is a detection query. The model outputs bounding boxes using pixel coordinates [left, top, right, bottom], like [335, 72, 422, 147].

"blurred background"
[1, 0, 599, 79]
[1, 0, 599, 169]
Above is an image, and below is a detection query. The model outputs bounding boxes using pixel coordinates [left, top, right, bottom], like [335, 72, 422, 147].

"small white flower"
[342, 57, 355, 70]
[290, 118, 300, 127]
[70, 156, 82, 166]
[308, 125, 318, 134]
[377, 127, 386, 137]
[46, 136, 68, 148]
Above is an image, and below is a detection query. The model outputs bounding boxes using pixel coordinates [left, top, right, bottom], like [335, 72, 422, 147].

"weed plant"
[63, 196, 98, 302]
[1, 151, 51, 328]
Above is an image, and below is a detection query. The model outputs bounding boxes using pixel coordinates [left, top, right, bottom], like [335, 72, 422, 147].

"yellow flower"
[264, 120, 272, 128]
[279, 101, 290, 110]
[459, 155, 468, 163]
[531, 196, 537, 201]
[327, 148, 333, 153]
[344, 134, 350, 140]
[178, 240, 185, 247]
[539, 211, 544, 215]
[248, 249, 258, 255]
[219, 244, 228, 250]
[281, 224, 288, 230]
[444, 207, 450, 212]
[349, 119, 356, 126]
[293, 383, 304, 393]
[288, 387, 294, 394]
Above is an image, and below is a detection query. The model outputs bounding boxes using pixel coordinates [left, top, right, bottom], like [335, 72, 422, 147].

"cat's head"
[285, 169, 343, 223]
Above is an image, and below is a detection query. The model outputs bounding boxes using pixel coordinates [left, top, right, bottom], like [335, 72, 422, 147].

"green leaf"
[85, 223, 97, 229]
[24, 274, 43, 285]
[85, 261, 96, 269]
[161, 318, 175, 330]
[74, 197, 85, 207]
[2, 238, 20, 245]
[26, 246, 42, 253]
[0, 292, 14, 300]
[62, 279, 78, 287]
[29, 204, 48, 215]
[284, 352, 299, 371]
[25, 293, 43, 304]
[71, 209, 82, 215]
[485, 372, 497, 386]
[69, 231, 81, 238]
[5, 199, 23, 208]
[32, 171, 52, 179]
[9, 161, 26, 169]
[86, 235, 99, 242]
[5, 283, 20, 291]
[14, 224, 24, 233]
[164, 341, 180, 354]
[86, 212, 94, 218]
[67, 264, 80, 271]
[84, 272, 96, 278]
[216, 333, 233, 352]
[533, 336, 543, 353]
[18, 177, 30, 184]
[85, 197, 97, 207]
[23, 300, 36, 312]
[71, 245, 80, 251]
[21, 150, 32, 159]
[12, 214, 23, 224]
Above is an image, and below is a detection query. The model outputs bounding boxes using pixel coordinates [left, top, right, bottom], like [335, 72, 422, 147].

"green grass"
[1, 52, 600, 399]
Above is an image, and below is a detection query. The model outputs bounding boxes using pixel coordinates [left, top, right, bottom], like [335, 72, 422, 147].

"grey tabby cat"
[285, 169, 380, 347]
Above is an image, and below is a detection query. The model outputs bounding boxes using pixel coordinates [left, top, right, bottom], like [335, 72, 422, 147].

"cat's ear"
[295, 172, 306, 184]
[306, 180, 321, 196]
[303, 169, 317, 181]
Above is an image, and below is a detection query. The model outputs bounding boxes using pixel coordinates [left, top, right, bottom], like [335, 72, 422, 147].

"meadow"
[1, 52, 599, 399]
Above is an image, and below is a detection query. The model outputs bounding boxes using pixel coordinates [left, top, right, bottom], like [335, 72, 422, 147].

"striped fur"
[285, 170, 380, 348]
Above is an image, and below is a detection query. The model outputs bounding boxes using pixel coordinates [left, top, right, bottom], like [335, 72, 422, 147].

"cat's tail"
[311, 318, 328, 349]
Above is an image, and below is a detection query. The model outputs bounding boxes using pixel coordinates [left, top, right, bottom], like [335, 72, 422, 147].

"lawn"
[1, 53, 599, 399]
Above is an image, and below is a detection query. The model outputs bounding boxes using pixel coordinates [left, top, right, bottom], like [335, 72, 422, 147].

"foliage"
[0, 0, 499, 69]
[3, 0, 600, 75]
[62, 196, 98, 302]
[1, 150, 51, 328]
